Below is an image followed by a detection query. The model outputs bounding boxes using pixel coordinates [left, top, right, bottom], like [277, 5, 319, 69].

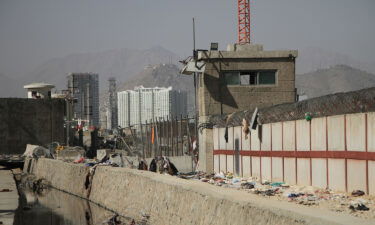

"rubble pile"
[179, 171, 375, 219]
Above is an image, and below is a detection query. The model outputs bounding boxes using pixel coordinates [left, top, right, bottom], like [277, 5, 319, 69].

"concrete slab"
[296, 120, 310, 151]
[261, 124, 271, 150]
[271, 122, 283, 151]
[311, 158, 327, 189]
[214, 155, 220, 173]
[242, 156, 251, 177]
[252, 156, 261, 179]
[261, 157, 271, 181]
[251, 126, 260, 150]
[369, 161, 375, 195]
[30, 158, 375, 225]
[226, 127, 234, 150]
[0, 168, 18, 225]
[213, 128, 219, 150]
[328, 159, 346, 192]
[219, 155, 227, 172]
[311, 117, 327, 151]
[297, 158, 311, 186]
[346, 113, 366, 151]
[271, 157, 283, 182]
[241, 126, 251, 150]
[284, 158, 296, 185]
[347, 159, 366, 193]
[283, 121, 295, 151]
[368, 112, 375, 152]
[227, 155, 234, 173]
[327, 115, 345, 151]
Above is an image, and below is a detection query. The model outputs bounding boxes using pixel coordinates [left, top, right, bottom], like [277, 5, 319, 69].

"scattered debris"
[352, 190, 365, 197]
[349, 198, 370, 211]
[0, 188, 12, 192]
[23, 144, 54, 159]
[149, 156, 178, 175]
[74, 157, 85, 163]
[106, 214, 122, 225]
[177, 171, 374, 219]
[23, 206, 31, 211]
[241, 182, 255, 189]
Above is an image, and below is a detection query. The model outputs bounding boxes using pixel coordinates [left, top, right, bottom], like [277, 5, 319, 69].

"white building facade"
[118, 86, 187, 127]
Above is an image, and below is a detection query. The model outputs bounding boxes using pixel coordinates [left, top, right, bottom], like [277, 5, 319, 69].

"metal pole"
[151, 119, 154, 158]
[186, 116, 190, 155]
[158, 119, 163, 156]
[179, 114, 182, 156]
[155, 118, 159, 157]
[166, 116, 171, 156]
[162, 118, 165, 156]
[172, 116, 175, 156]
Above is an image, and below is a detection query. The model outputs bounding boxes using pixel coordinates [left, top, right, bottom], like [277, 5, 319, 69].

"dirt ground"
[180, 172, 375, 220]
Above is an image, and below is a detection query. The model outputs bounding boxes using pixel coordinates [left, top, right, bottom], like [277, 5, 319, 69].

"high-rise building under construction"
[67, 73, 99, 128]
[107, 77, 118, 130]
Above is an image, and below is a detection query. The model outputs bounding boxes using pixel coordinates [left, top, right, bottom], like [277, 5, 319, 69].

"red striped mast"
[237, 0, 251, 44]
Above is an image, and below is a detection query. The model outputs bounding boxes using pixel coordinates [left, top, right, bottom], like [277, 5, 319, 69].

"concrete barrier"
[25, 158, 90, 198]
[118, 155, 194, 173]
[25, 158, 375, 225]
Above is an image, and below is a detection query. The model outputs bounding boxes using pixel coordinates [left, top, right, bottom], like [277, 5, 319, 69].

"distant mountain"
[0, 73, 24, 97]
[296, 64, 375, 99]
[28, 46, 181, 92]
[297, 47, 375, 74]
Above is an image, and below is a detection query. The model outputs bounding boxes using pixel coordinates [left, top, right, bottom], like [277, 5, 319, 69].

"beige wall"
[211, 112, 375, 195]
[199, 58, 296, 116]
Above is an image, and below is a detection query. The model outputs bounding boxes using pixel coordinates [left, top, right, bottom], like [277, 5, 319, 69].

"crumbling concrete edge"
[25, 158, 375, 225]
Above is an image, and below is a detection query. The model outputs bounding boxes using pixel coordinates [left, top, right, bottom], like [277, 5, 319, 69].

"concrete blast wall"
[213, 112, 375, 195]
[0, 98, 65, 154]
[25, 158, 374, 225]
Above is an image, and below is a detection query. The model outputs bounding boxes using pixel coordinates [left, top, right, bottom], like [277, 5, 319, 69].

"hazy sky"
[0, 0, 374, 77]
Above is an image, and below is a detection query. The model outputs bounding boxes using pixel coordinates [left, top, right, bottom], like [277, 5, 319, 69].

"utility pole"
[192, 18, 199, 159]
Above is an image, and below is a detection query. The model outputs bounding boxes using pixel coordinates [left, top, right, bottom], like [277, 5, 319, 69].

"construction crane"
[237, 0, 251, 44]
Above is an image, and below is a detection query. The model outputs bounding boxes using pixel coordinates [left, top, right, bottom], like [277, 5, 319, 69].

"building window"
[258, 71, 276, 84]
[223, 70, 276, 86]
[224, 72, 240, 85]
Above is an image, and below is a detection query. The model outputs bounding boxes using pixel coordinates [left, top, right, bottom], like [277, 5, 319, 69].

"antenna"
[193, 17, 196, 57]
[238, 0, 251, 44]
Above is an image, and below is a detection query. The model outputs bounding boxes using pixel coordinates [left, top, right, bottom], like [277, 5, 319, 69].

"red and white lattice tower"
[237, 0, 251, 44]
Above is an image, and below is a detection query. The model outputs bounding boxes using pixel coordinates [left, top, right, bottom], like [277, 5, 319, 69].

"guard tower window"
[224, 72, 240, 85]
[258, 71, 276, 85]
[224, 70, 276, 86]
